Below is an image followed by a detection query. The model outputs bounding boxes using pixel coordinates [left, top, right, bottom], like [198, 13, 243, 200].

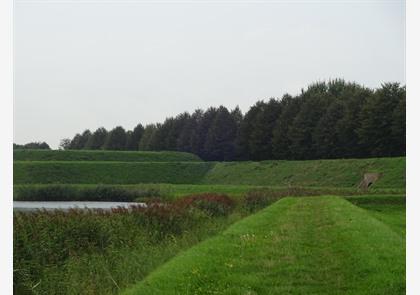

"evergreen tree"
[288, 90, 332, 160]
[391, 92, 406, 156]
[248, 98, 282, 160]
[313, 101, 345, 158]
[103, 126, 127, 150]
[125, 124, 144, 150]
[85, 127, 108, 150]
[69, 130, 91, 150]
[272, 94, 302, 159]
[230, 106, 243, 159]
[191, 107, 218, 160]
[138, 124, 157, 151]
[358, 83, 405, 157]
[236, 102, 263, 160]
[204, 106, 238, 161]
[177, 113, 199, 153]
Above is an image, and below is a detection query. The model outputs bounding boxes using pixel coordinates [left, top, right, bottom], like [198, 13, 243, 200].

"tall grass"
[13, 194, 244, 294]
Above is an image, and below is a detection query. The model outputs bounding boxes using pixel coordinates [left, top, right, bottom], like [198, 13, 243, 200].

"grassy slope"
[123, 196, 405, 295]
[14, 162, 214, 184]
[14, 149, 201, 162]
[346, 195, 406, 236]
[14, 157, 405, 189]
[202, 157, 405, 188]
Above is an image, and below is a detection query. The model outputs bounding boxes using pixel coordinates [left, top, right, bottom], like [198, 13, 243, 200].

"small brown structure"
[358, 173, 382, 190]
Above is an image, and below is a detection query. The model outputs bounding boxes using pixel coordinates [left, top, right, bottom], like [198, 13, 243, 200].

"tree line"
[14, 142, 51, 150]
[59, 80, 405, 161]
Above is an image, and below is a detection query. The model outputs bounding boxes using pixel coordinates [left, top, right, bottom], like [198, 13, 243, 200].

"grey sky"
[14, 0, 405, 148]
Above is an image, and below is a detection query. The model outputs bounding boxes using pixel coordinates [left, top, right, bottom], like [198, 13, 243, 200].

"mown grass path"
[123, 196, 405, 294]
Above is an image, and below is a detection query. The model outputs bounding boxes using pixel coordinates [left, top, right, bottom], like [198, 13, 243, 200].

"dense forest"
[55, 80, 406, 161]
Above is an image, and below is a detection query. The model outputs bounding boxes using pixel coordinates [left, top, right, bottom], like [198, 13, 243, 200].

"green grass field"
[123, 196, 405, 294]
[14, 149, 202, 162]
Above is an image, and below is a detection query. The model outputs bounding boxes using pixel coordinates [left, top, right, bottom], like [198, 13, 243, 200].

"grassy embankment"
[123, 196, 405, 295]
[13, 149, 201, 162]
[14, 152, 405, 198]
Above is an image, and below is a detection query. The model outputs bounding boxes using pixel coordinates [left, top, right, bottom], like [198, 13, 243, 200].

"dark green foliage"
[204, 106, 238, 161]
[249, 99, 282, 160]
[313, 101, 345, 158]
[358, 83, 406, 157]
[126, 124, 144, 151]
[13, 142, 51, 150]
[272, 95, 301, 159]
[85, 127, 108, 150]
[138, 124, 157, 151]
[175, 193, 236, 216]
[58, 79, 405, 160]
[288, 91, 332, 159]
[69, 130, 91, 149]
[192, 107, 217, 160]
[103, 126, 127, 150]
[59, 138, 71, 150]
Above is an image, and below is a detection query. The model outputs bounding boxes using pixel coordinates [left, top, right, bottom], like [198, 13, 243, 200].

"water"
[13, 201, 147, 212]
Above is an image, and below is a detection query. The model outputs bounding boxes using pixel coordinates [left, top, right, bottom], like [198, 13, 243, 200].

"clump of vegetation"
[13, 142, 50, 150]
[175, 193, 236, 217]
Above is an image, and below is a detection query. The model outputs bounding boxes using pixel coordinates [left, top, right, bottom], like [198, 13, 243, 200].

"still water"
[13, 201, 147, 212]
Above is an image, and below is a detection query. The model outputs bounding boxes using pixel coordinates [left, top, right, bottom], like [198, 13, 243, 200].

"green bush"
[175, 193, 236, 217]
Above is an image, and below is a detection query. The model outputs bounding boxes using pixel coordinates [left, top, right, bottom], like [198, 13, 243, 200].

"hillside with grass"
[123, 196, 405, 294]
[203, 157, 405, 188]
[14, 153, 405, 190]
[14, 149, 202, 162]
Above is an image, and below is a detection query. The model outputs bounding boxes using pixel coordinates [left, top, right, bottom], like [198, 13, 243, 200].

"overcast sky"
[14, 0, 405, 148]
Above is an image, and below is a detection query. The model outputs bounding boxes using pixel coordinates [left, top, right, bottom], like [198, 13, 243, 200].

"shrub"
[175, 193, 236, 217]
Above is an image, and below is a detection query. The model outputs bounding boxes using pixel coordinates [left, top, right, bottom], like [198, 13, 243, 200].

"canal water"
[13, 201, 147, 212]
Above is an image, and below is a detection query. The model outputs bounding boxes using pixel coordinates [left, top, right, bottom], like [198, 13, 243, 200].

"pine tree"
[272, 95, 302, 159]
[204, 106, 238, 161]
[248, 99, 282, 160]
[138, 124, 157, 151]
[313, 101, 345, 159]
[85, 127, 108, 150]
[103, 126, 127, 150]
[358, 83, 405, 157]
[192, 107, 217, 160]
